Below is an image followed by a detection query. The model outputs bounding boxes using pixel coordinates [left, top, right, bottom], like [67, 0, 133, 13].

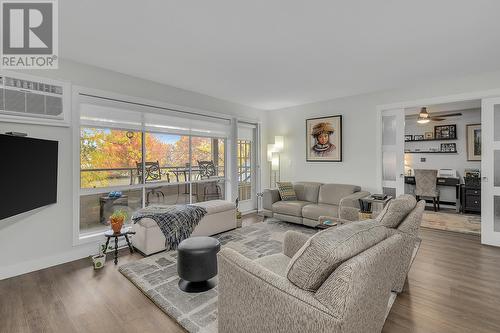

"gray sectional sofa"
[218, 195, 425, 333]
[263, 182, 369, 227]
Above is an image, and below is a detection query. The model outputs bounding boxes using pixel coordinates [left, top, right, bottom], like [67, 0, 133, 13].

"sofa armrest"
[283, 231, 310, 258]
[339, 191, 370, 209]
[263, 188, 280, 211]
[218, 248, 339, 333]
[338, 206, 360, 221]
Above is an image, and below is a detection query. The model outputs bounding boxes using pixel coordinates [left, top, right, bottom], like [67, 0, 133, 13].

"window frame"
[72, 88, 234, 245]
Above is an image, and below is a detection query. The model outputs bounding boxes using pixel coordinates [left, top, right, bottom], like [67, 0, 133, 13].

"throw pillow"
[376, 194, 417, 228]
[276, 182, 297, 201]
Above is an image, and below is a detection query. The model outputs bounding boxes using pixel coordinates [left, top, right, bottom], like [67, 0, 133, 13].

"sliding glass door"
[237, 123, 258, 212]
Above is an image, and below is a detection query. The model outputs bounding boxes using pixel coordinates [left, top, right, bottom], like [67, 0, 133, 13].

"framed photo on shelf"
[440, 143, 456, 152]
[405, 135, 413, 141]
[466, 124, 481, 161]
[306, 115, 342, 162]
[434, 124, 457, 139]
[425, 132, 434, 140]
[414, 135, 424, 140]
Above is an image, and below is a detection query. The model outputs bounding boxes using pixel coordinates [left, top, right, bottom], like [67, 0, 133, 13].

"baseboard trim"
[0, 241, 99, 280]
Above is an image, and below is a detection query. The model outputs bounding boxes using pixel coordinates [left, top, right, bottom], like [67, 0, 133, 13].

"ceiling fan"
[412, 107, 462, 124]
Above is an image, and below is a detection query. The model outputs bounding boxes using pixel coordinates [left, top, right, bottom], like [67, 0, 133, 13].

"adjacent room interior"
[403, 100, 482, 235]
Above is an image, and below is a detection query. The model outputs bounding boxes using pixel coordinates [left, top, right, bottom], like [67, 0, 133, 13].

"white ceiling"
[61, 1, 500, 110]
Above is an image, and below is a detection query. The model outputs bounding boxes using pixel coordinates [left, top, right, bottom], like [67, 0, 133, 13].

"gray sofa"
[263, 182, 369, 227]
[218, 195, 424, 333]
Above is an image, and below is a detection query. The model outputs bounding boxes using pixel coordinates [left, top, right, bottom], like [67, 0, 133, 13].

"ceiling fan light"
[417, 118, 430, 124]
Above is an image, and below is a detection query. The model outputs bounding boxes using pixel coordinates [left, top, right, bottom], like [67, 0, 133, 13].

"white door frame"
[376, 88, 500, 192]
[377, 88, 500, 247]
[481, 97, 500, 246]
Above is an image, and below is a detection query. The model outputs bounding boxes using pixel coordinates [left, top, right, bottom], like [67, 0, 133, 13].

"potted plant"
[110, 210, 128, 233]
[91, 244, 106, 270]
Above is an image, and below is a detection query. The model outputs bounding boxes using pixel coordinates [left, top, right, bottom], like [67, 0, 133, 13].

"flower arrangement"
[110, 210, 128, 233]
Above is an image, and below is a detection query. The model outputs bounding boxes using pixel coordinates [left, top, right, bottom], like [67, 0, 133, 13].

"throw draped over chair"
[197, 160, 222, 201]
[414, 169, 440, 211]
[136, 161, 166, 205]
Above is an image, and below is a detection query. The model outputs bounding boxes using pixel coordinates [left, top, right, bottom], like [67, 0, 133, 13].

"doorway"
[379, 96, 496, 242]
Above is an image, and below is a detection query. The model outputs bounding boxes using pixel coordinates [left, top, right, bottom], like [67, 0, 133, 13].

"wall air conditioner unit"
[0, 71, 71, 127]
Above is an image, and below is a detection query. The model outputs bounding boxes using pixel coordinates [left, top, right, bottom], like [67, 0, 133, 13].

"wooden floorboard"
[1, 216, 499, 333]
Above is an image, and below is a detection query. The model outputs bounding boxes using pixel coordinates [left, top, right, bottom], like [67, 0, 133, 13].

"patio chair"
[136, 161, 166, 205]
[197, 160, 222, 201]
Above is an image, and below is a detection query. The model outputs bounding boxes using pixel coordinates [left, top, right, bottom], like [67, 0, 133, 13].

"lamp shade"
[274, 136, 284, 152]
[267, 144, 276, 162]
[271, 152, 280, 171]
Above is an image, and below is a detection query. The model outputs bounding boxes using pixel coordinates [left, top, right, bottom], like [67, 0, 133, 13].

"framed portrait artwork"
[306, 115, 342, 162]
[466, 124, 481, 161]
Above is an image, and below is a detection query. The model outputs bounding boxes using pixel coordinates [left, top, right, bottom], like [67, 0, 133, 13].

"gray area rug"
[119, 218, 416, 332]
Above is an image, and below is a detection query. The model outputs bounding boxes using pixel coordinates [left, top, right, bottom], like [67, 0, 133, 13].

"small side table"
[104, 229, 136, 265]
[359, 195, 393, 217]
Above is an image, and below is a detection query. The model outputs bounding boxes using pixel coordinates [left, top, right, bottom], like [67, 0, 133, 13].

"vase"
[111, 220, 124, 233]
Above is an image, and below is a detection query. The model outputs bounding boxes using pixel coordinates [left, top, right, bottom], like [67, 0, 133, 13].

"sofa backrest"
[397, 199, 426, 236]
[376, 194, 417, 228]
[314, 233, 405, 332]
[292, 182, 323, 203]
[286, 220, 389, 291]
[318, 184, 361, 205]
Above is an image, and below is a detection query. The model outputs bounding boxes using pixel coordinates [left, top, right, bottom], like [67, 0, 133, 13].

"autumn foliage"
[81, 128, 223, 188]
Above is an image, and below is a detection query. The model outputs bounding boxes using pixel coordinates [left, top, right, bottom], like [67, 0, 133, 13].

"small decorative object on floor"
[235, 198, 242, 227]
[177, 236, 221, 293]
[91, 244, 106, 270]
[110, 210, 128, 233]
[104, 229, 136, 265]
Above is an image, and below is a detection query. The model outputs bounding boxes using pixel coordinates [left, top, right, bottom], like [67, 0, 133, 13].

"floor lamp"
[268, 136, 284, 188]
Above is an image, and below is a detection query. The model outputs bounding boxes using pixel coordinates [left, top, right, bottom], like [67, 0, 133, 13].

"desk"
[405, 176, 461, 212]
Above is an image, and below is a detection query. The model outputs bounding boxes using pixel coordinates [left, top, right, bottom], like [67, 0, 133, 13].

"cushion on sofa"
[272, 200, 310, 217]
[301, 203, 338, 221]
[293, 182, 322, 203]
[318, 184, 361, 205]
[277, 182, 298, 201]
[376, 194, 417, 228]
[286, 220, 389, 291]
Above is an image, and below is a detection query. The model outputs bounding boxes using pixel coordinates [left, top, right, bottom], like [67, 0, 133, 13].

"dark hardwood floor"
[1, 217, 499, 333]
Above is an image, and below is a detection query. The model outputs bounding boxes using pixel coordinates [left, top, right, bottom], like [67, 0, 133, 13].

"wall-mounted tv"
[0, 134, 58, 220]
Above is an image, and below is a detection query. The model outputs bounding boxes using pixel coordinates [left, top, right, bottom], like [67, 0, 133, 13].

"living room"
[1, 1, 500, 333]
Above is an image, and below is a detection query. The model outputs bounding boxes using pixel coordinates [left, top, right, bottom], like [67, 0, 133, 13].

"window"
[78, 97, 230, 237]
[80, 128, 142, 188]
[238, 139, 252, 201]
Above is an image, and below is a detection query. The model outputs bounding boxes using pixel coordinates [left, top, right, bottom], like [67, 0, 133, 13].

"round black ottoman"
[177, 236, 221, 293]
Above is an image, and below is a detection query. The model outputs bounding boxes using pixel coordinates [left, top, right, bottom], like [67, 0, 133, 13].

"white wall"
[266, 70, 500, 194]
[404, 109, 481, 202]
[0, 59, 266, 279]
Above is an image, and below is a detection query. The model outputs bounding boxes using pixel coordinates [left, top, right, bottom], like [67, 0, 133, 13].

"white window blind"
[238, 123, 256, 141]
[79, 94, 231, 137]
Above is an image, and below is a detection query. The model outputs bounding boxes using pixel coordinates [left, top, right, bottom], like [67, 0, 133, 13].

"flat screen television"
[0, 134, 58, 220]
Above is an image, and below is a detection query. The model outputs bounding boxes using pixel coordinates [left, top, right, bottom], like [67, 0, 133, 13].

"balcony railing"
[81, 165, 225, 188]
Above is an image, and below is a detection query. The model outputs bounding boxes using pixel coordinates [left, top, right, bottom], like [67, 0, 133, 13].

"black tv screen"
[0, 134, 58, 220]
